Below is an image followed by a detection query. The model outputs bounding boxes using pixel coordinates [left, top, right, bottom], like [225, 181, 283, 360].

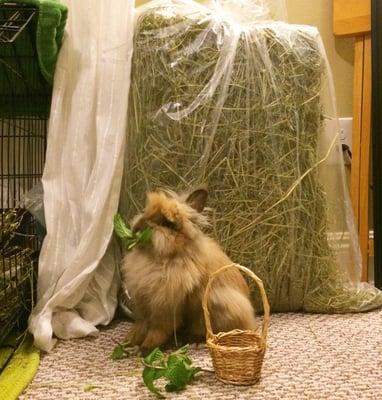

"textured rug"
[21, 310, 382, 399]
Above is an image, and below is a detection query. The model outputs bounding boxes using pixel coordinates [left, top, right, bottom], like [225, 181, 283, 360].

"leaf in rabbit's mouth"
[113, 213, 152, 251]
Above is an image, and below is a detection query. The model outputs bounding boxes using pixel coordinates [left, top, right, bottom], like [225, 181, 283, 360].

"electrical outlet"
[339, 117, 353, 152]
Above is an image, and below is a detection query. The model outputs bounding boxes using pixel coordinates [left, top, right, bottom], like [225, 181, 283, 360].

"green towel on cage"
[0, 0, 68, 84]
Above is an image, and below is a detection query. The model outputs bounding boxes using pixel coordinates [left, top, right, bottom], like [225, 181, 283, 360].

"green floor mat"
[0, 336, 40, 400]
[0, 347, 13, 370]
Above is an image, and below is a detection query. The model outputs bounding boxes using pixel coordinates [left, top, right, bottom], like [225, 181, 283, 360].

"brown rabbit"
[121, 188, 256, 353]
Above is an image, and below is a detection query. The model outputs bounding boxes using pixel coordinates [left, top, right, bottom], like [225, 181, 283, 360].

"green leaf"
[164, 383, 178, 393]
[141, 346, 201, 398]
[166, 354, 182, 368]
[175, 345, 189, 354]
[144, 347, 165, 366]
[138, 228, 152, 243]
[111, 343, 128, 360]
[113, 214, 133, 239]
[142, 367, 166, 398]
[170, 347, 192, 366]
[179, 354, 193, 366]
[190, 366, 202, 378]
[164, 359, 190, 392]
[113, 213, 152, 252]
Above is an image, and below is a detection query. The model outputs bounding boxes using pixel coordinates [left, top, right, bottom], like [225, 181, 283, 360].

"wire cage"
[0, 4, 51, 346]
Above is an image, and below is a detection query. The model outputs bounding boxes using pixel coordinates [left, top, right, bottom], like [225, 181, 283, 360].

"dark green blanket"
[0, 0, 68, 84]
[0, 0, 67, 116]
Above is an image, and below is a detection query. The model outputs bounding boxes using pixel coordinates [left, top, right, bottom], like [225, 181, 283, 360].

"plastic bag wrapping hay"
[121, 0, 382, 312]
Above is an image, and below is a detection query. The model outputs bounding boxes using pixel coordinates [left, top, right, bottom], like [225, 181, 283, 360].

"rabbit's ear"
[186, 188, 208, 212]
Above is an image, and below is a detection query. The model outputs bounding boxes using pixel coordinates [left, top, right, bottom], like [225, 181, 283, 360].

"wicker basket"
[202, 264, 270, 385]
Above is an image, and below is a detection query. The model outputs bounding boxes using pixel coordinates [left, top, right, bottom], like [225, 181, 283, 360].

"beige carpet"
[20, 310, 382, 399]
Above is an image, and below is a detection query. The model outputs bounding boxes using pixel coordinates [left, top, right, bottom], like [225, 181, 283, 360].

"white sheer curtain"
[28, 0, 135, 352]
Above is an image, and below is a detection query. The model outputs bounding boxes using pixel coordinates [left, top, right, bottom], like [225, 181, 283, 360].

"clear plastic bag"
[121, 0, 382, 312]
[17, 182, 46, 242]
[18, 181, 46, 227]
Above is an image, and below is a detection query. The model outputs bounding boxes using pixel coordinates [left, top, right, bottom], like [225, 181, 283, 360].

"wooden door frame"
[334, 0, 372, 281]
[371, 0, 382, 288]
[351, 35, 371, 282]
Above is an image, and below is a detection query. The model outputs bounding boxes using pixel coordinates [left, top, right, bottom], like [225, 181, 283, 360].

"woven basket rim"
[213, 328, 261, 338]
[207, 341, 265, 353]
[207, 330, 266, 353]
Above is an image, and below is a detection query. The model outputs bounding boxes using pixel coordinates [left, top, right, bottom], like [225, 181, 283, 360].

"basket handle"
[202, 263, 270, 343]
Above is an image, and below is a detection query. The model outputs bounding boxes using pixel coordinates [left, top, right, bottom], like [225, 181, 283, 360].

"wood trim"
[333, 0, 371, 37]
[371, 0, 382, 288]
[350, 35, 371, 281]
[359, 35, 372, 281]
[351, 37, 365, 224]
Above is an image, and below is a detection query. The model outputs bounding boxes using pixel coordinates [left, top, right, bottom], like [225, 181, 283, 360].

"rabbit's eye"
[159, 217, 177, 230]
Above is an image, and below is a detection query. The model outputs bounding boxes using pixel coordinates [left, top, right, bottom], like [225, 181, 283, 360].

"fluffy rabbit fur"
[121, 188, 256, 353]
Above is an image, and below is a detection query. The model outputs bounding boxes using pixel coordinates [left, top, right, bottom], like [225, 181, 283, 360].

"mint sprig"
[142, 345, 201, 398]
[113, 213, 152, 251]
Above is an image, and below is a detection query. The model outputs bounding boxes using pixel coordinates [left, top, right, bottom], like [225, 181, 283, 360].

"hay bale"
[121, 1, 382, 312]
